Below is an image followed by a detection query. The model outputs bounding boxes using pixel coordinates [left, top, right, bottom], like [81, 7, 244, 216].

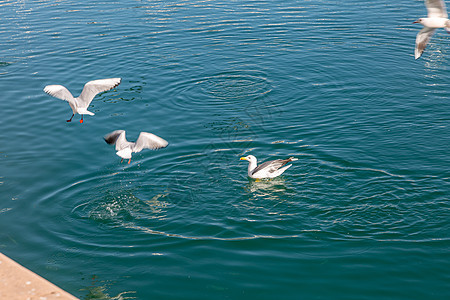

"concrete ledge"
[0, 252, 78, 300]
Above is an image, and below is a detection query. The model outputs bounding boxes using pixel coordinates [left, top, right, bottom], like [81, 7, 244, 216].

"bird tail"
[116, 148, 132, 159]
[271, 164, 292, 178]
[78, 108, 95, 116]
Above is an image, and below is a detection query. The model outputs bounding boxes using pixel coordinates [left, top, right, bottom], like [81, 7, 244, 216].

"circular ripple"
[165, 70, 274, 113]
[29, 144, 309, 252]
[28, 140, 447, 260]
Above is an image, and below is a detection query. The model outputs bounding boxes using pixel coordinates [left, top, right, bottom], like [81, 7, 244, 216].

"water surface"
[1, 0, 449, 299]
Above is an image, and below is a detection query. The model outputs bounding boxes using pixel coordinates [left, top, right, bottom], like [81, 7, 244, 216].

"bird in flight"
[104, 130, 168, 164]
[413, 0, 450, 59]
[44, 78, 121, 123]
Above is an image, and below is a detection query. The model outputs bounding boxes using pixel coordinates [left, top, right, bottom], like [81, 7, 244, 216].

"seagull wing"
[133, 132, 168, 153]
[43, 85, 76, 104]
[251, 158, 291, 176]
[426, 0, 448, 18]
[104, 130, 129, 151]
[415, 26, 436, 59]
[78, 78, 121, 108]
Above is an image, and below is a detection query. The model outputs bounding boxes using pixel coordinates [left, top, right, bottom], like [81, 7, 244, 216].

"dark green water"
[1, 0, 449, 299]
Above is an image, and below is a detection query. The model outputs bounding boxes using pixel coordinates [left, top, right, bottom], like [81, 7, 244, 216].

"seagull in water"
[240, 155, 297, 179]
[104, 130, 168, 164]
[413, 0, 450, 59]
[43, 78, 121, 123]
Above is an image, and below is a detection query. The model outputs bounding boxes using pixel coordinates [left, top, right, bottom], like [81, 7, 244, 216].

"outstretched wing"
[133, 132, 168, 153]
[426, 0, 448, 18]
[415, 26, 436, 59]
[78, 78, 121, 107]
[251, 158, 291, 176]
[43, 85, 76, 103]
[104, 130, 128, 151]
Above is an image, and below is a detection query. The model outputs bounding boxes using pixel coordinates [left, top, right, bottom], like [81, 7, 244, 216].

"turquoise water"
[1, 0, 449, 299]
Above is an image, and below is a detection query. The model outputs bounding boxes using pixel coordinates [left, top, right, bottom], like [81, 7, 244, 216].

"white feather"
[43, 78, 121, 119]
[104, 130, 168, 162]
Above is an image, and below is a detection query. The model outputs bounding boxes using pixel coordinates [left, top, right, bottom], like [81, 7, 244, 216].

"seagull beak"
[240, 157, 247, 161]
[413, 20, 419, 24]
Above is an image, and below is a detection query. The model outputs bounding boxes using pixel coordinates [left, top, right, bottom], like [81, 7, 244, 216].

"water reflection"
[240, 177, 300, 218]
[242, 177, 299, 207]
[143, 192, 169, 215]
[81, 275, 136, 300]
[245, 177, 287, 195]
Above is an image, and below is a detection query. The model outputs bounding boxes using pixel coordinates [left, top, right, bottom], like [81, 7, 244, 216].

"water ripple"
[164, 70, 273, 113]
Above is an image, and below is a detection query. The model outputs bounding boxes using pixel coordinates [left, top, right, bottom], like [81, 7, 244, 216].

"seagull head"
[413, 18, 423, 24]
[240, 155, 256, 163]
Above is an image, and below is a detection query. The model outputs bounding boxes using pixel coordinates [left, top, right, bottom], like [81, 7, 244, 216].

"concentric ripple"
[25, 139, 448, 262]
[165, 70, 273, 113]
[2, 0, 450, 299]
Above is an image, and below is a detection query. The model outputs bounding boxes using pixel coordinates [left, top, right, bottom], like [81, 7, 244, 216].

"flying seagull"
[104, 130, 168, 164]
[43, 78, 121, 123]
[413, 0, 450, 59]
[240, 155, 297, 179]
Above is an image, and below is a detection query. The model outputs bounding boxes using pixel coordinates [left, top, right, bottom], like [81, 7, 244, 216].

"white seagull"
[104, 130, 168, 164]
[413, 0, 450, 59]
[43, 78, 121, 123]
[240, 155, 297, 179]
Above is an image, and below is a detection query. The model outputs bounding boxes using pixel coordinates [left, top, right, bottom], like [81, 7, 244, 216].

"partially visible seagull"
[413, 0, 450, 59]
[104, 130, 168, 164]
[240, 155, 297, 179]
[43, 78, 121, 123]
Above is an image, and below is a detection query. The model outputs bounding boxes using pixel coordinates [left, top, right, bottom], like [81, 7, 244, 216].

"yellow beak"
[240, 157, 247, 161]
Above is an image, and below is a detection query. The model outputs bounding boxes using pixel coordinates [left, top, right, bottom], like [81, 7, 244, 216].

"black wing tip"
[110, 78, 122, 89]
[104, 136, 115, 145]
[104, 130, 124, 145]
[104, 133, 119, 145]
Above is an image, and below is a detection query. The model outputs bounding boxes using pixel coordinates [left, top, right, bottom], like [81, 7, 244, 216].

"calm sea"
[1, 0, 449, 299]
